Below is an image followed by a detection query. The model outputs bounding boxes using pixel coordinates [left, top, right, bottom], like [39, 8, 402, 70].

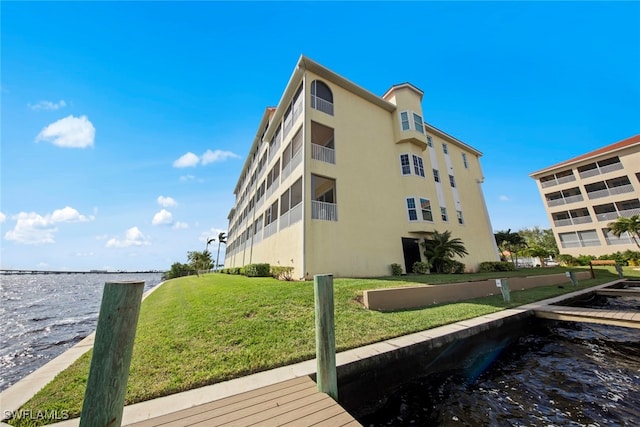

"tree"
[518, 227, 559, 266]
[215, 232, 227, 272]
[163, 262, 195, 280]
[187, 250, 212, 273]
[421, 230, 468, 273]
[494, 229, 527, 265]
[607, 215, 640, 249]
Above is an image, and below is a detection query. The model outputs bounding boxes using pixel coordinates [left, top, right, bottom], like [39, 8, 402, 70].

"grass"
[10, 266, 638, 426]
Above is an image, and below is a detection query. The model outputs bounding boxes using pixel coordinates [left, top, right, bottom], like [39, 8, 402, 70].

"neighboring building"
[530, 134, 640, 256]
[225, 55, 499, 279]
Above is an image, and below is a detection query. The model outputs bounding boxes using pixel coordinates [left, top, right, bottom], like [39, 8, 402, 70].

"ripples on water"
[0, 273, 162, 391]
[362, 300, 640, 426]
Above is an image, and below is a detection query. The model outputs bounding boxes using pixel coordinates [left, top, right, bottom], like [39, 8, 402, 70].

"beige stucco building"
[225, 56, 499, 279]
[530, 134, 640, 257]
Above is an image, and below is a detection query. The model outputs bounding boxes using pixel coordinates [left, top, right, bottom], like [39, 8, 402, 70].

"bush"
[271, 266, 294, 281]
[576, 254, 596, 266]
[556, 254, 578, 266]
[479, 261, 515, 272]
[243, 263, 271, 277]
[163, 262, 196, 280]
[442, 260, 465, 274]
[412, 261, 429, 274]
[390, 263, 403, 276]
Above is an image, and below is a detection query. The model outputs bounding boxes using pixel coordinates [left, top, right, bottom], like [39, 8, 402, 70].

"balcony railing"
[289, 202, 303, 225]
[600, 162, 624, 174]
[605, 236, 633, 245]
[292, 96, 303, 123]
[263, 221, 277, 239]
[596, 208, 640, 222]
[579, 169, 599, 179]
[554, 218, 573, 227]
[560, 241, 581, 248]
[311, 95, 334, 116]
[312, 143, 336, 164]
[282, 150, 302, 181]
[557, 175, 576, 185]
[564, 194, 584, 204]
[311, 200, 337, 221]
[572, 216, 593, 225]
[587, 184, 634, 200]
[268, 140, 280, 162]
[265, 179, 280, 200]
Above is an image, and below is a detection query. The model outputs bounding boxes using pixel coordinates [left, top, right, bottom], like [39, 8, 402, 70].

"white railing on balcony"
[572, 216, 593, 225]
[587, 188, 610, 200]
[561, 241, 582, 248]
[547, 198, 565, 207]
[557, 175, 576, 184]
[268, 140, 280, 162]
[265, 179, 280, 200]
[263, 221, 277, 239]
[311, 95, 334, 116]
[279, 211, 291, 230]
[540, 180, 557, 189]
[554, 218, 573, 227]
[281, 162, 291, 182]
[253, 230, 262, 245]
[581, 238, 601, 247]
[605, 236, 633, 245]
[564, 195, 584, 204]
[312, 143, 336, 164]
[290, 149, 302, 171]
[596, 211, 618, 222]
[290, 203, 303, 225]
[255, 197, 264, 212]
[292, 96, 303, 123]
[599, 162, 624, 174]
[609, 184, 634, 195]
[579, 169, 599, 179]
[312, 200, 338, 221]
[283, 114, 293, 138]
[620, 208, 640, 218]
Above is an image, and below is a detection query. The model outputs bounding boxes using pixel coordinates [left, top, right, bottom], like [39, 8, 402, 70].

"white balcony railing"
[557, 175, 576, 185]
[311, 200, 337, 221]
[290, 149, 303, 171]
[579, 169, 600, 179]
[572, 216, 593, 225]
[311, 95, 334, 116]
[596, 211, 618, 222]
[554, 218, 573, 227]
[265, 179, 280, 200]
[587, 189, 610, 200]
[561, 241, 582, 248]
[279, 211, 291, 230]
[609, 184, 634, 196]
[541, 180, 557, 189]
[289, 203, 303, 225]
[564, 195, 584, 204]
[581, 239, 601, 247]
[292, 96, 303, 123]
[312, 143, 336, 164]
[263, 221, 277, 239]
[605, 236, 633, 245]
[620, 208, 640, 218]
[599, 162, 624, 174]
[547, 198, 565, 207]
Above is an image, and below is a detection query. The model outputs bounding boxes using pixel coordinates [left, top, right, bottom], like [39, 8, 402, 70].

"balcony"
[596, 207, 640, 222]
[312, 143, 336, 164]
[279, 202, 303, 230]
[263, 221, 277, 239]
[587, 184, 634, 200]
[540, 173, 577, 188]
[312, 200, 337, 221]
[311, 95, 334, 116]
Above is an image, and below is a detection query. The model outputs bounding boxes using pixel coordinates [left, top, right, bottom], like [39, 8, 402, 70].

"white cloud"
[29, 100, 67, 111]
[106, 226, 150, 248]
[201, 149, 240, 165]
[0, 211, 5, 223]
[36, 115, 95, 148]
[173, 221, 189, 230]
[180, 175, 195, 182]
[4, 206, 94, 245]
[499, 195, 510, 201]
[173, 152, 199, 168]
[152, 209, 173, 226]
[157, 196, 177, 207]
[75, 251, 95, 257]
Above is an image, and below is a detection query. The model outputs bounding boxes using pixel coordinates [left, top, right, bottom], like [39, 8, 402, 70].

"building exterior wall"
[530, 135, 640, 257]
[226, 56, 500, 279]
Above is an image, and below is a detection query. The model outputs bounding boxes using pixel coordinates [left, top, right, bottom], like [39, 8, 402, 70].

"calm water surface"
[0, 273, 162, 391]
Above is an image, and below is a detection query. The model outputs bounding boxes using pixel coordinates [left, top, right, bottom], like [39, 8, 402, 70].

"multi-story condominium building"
[530, 134, 640, 256]
[225, 55, 499, 279]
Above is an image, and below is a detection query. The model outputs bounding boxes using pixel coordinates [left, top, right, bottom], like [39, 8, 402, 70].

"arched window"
[311, 80, 334, 116]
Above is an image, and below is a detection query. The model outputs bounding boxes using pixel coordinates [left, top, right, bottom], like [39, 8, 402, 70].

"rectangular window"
[427, 135, 433, 147]
[442, 143, 449, 154]
[280, 188, 290, 215]
[406, 197, 418, 221]
[291, 177, 302, 207]
[433, 169, 440, 183]
[420, 198, 433, 221]
[462, 153, 469, 169]
[412, 155, 425, 177]
[449, 174, 456, 187]
[413, 113, 424, 134]
[457, 210, 464, 224]
[441, 207, 448, 222]
[400, 154, 411, 175]
[400, 112, 410, 131]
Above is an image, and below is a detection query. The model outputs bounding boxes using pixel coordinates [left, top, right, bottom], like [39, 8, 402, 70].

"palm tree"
[421, 230, 468, 273]
[215, 232, 227, 271]
[607, 215, 640, 249]
[494, 229, 527, 265]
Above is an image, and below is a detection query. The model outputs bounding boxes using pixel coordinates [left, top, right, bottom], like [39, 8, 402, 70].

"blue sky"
[1, 1, 639, 271]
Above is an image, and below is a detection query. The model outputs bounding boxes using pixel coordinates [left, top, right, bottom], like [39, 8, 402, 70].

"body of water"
[0, 272, 163, 391]
[361, 314, 640, 426]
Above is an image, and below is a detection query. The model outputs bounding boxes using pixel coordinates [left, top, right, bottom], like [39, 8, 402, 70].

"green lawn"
[10, 266, 637, 426]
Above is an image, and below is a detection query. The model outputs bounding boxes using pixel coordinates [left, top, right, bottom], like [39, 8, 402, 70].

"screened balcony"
[311, 80, 334, 116]
[594, 199, 640, 222]
[585, 176, 634, 200]
[577, 156, 624, 179]
[311, 121, 335, 164]
[539, 169, 576, 188]
[545, 187, 583, 207]
[311, 174, 337, 221]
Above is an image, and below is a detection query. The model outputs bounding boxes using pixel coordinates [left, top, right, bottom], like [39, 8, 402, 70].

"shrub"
[442, 260, 465, 274]
[412, 261, 429, 274]
[271, 266, 294, 281]
[556, 254, 578, 266]
[243, 263, 271, 277]
[163, 262, 196, 280]
[479, 261, 515, 272]
[390, 263, 403, 276]
[576, 254, 596, 266]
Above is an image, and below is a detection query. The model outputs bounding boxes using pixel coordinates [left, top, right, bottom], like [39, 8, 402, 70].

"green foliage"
[441, 260, 465, 274]
[479, 261, 516, 272]
[556, 254, 579, 266]
[390, 263, 403, 276]
[494, 229, 527, 263]
[607, 215, 640, 249]
[412, 261, 430, 274]
[243, 263, 271, 277]
[576, 254, 596, 266]
[187, 250, 212, 272]
[597, 250, 640, 266]
[219, 267, 242, 275]
[518, 227, 559, 257]
[271, 266, 294, 281]
[163, 262, 196, 280]
[422, 230, 468, 274]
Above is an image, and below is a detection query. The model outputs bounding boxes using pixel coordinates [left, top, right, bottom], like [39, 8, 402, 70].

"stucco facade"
[225, 56, 499, 279]
[530, 134, 640, 257]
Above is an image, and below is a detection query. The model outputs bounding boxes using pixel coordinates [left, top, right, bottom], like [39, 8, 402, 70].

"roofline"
[382, 82, 424, 101]
[529, 134, 640, 177]
[424, 122, 483, 157]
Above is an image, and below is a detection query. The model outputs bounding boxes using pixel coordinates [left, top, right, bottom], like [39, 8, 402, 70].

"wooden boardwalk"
[534, 305, 640, 329]
[126, 376, 361, 427]
[596, 288, 640, 297]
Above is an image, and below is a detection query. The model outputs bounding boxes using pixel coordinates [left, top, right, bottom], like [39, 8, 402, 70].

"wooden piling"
[314, 274, 338, 401]
[80, 281, 144, 427]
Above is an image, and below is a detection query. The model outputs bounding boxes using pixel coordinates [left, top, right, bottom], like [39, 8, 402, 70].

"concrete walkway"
[1, 279, 629, 426]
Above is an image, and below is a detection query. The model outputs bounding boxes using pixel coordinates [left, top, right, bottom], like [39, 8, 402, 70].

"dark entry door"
[401, 237, 421, 274]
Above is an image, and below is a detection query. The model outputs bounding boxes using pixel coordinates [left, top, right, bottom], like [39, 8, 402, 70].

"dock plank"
[534, 305, 640, 329]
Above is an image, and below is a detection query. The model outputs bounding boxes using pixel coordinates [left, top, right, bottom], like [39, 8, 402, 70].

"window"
[291, 178, 302, 207]
[420, 198, 433, 221]
[457, 210, 464, 225]
[442, 143, 449, 154]
[441, 207, 448, 222]
[433, 169, 440, 183]
[311, 80, 334, 115]
[427, 136, 433, 147]
[449, 174, 456, 188]
[406, 198, 418, 221]
[400, 112, 410, 131]
[412, 155, 425, 177]
[462, 153, 469, 169]
[413, 113, 424, 134]
[280, 188, 290, 215]
[400, 154, 411, 175]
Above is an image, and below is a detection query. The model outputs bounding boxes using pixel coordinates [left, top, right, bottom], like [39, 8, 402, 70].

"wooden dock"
[534, 305, 640, 329]
[595, 288, 640, 297]
[126, 376, 361, 427]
